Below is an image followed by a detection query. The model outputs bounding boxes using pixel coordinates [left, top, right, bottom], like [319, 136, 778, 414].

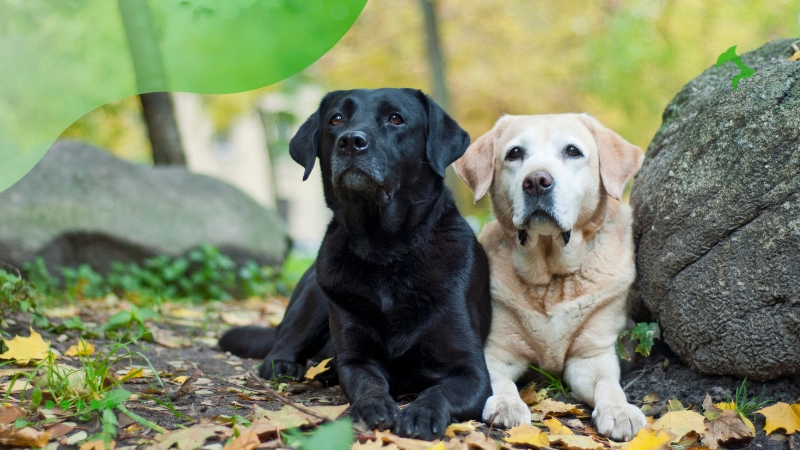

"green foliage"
[528, 365, 571, 399]
[283, 419, 354, 450]
[616, 322, 661, 361]
[0, 268, 48, 330]
[729, 379, 772, 418]
[20, 244, 287, 303]
[100, 306, 157, 339]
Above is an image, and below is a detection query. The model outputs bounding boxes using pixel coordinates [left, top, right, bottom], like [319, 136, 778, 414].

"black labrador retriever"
[219, 88, 491, 440]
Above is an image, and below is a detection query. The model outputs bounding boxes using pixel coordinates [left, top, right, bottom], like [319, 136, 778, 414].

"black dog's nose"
[523, 171, 553, 196]
[336, 131, 369, 155]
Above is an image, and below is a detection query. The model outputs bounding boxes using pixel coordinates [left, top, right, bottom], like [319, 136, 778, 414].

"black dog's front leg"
[339, 358, 399, 431]
[393, 366, 491, 440]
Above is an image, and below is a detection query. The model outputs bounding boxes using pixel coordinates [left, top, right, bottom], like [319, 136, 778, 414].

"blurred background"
[54, 0, 800, 280]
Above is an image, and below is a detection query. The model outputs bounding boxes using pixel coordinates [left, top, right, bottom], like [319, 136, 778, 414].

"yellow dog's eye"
[565, 145, 583, 158]
[389, 113, 404, 125]
[506, 147, 523, 161]
[330, 114, 344, 126]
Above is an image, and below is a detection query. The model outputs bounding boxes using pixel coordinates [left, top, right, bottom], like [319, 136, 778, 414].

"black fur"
[219, 88, 492, 440]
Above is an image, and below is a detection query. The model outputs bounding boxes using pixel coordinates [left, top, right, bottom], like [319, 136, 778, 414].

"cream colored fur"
[454, 114, 646, 441]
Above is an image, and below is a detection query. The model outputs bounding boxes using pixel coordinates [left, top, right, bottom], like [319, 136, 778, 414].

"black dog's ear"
[289, 92, 337, 181]
[419, 92, 471, 178]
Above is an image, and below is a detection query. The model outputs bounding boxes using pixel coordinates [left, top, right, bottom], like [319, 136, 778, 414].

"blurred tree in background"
[62, 0, 800, 217]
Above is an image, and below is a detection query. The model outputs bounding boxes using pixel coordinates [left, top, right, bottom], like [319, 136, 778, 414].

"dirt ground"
[2, 300, 799, 449]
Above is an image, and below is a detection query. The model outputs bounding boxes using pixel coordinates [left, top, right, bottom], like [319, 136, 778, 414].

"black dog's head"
[289, 89, 470, 206]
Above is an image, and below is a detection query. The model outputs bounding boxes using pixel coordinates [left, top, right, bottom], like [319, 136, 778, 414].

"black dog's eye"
[389, 113, 404, 125]
[506, 146, 523, 161]
[565, 145, 583, 158]
[330, 114, 344, 126]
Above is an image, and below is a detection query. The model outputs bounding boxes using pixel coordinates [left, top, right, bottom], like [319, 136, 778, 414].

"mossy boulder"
[631, 38, 800, 381]
[0, 140, 289, 273]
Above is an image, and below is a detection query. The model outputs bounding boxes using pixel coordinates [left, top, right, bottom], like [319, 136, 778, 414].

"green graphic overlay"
[716, 45, 756, 91]
[0, 0, 366, 193]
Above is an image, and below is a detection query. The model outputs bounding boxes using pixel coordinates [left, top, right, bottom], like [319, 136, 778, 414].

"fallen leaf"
[65, 341, 95, 357]
[0, 423, 51, 447]
[519, 384, 549, 406]
[626, 422, 675, 450]
[305, 358, 333, 380]
[549, 435, 604, 450]
[504, 424, 549, 448]
[653, 409, 707, 441]
[530, 399, 583, 416]
[756, 402, 800, 435]
[666, 399, 685, 411]
[246, 405, 349, 438]
[45, 305, 80, 318]
[80, 440, 116, 450]
[426, 443, 445, 450]
[168, 307, 206, 320]
[173, 376, 189, 384]
[702, 394, 723, 421]
[444, 420, 479, 438]
[221, 312, 255, 326]
[790, 50, 800, 61]
[544, 417, 574, 435]
[223, 427, 260, 450]
[66, 430, 88, 445]
[462, 431, 496, 450]
[169, 367, 202, 400]
[0, 405, 24, 424]
[373, 429, 438, 450]
[701, 409, 754, 449]
[0, 328, 51, 364]
[152, 424, 228, 450]
[643, 392, 661, 404]
[151, 327, 192, 349]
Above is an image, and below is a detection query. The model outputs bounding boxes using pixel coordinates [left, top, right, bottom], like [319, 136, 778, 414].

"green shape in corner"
[0, 0, 367, 193]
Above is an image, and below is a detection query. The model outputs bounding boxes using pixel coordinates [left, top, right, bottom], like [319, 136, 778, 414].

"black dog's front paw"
[393, 402, 449, 440]
[258, 359, 305, 380]
[350, 395, 400, 431]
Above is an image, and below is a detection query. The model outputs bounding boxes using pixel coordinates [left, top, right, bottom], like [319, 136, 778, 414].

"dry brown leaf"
[643, 392, 661, 404]
[152, 424, 228, 450]
[530, 399, 583, 416]
[701, 409, 754, 449]
[652, 409, 707, 441]
[0, 405, 24, 425]
[223, 428, 261, 450]
[519, 384, 548, 405]
[549, 434, 604, 450]
[756, 402, 800, 435]
[0, 328, 51, 364]
[80, 440, 116, 450]
[372, 429, 438, 450]
[503, 424, 549, 448]
[702, 394, 723, 421]
[544, 417, 573, 435]
[443, 420, 479, 438]
[151, 327, 192, 349]
[305, 358, 333, 380]
[221, 312, 256, 326]
[246, 404, 349, 438]
[45, 422, 76, 438]
[461, 431, 496, 450]
[0, 423, 51, 448]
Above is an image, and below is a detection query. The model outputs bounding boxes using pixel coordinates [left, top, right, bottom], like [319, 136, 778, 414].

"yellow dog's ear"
[580, 114, 644, 201]
[454, 117, 515, 203]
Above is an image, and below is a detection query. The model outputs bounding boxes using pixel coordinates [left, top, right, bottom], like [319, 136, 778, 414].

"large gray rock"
[0, 140, 289, 273]
[631, 39, 800, 381]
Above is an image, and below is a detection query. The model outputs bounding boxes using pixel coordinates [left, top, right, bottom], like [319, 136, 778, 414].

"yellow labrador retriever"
[454, 114, 645, 441]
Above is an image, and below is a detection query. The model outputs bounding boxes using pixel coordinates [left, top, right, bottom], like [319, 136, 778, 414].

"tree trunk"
[139, 92, 186, 165]
[418, 0, 449, 111]
[117, 0, 186, 165]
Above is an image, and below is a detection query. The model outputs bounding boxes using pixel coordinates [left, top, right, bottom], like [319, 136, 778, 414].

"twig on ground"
[168, 365, 202, 400]
[246, 372, 331, 424]
[622, 366, 652, 392]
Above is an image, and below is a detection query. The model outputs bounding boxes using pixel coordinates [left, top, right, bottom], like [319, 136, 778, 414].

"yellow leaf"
[169, 307, 206, 320]
[45, 305, 80, 318]
[790, 51, 800, 61]
[756, 402, 800, 435]
[549, 434, 604, 450]
[519, 384, 549, 405]
[305, 358, 333, 380]
[544, 417, 573, 435]
[504, 424, 550, 448]
[121, 368, 144, 380]
[223, 427, 260, 450]
[643, 392, 661, 404]
[80, 440, 116, 450]
[426, 443, 445, 450]
[530, 399, 583, 416]
[221, 312, 255, 326]
[652, 409, 707, 441]
[713, 401, 735, 411]
[65, 341, 95, 357]
[626, 423, 675, 450]
[444, 420, 479, 438]
[373, 429, 437, 450]
[173, 376, 189, 384]
[0, 328, 50, 364]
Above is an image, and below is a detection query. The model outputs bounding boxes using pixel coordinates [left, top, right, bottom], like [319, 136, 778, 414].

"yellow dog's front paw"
[593, 401, 646, 441]
[482, 394, 531, 428]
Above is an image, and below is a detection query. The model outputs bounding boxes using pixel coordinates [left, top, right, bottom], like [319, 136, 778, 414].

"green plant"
[616, 322, 660, 361]
[62, 264, 108, 300]
[100, 305, 157, 339]
[529, 365, 571, 399]
[0, 268, 48, 330]
[283, 419, 354, 450]
[727, 379, 772, 418]
[22, 257, 59, 296]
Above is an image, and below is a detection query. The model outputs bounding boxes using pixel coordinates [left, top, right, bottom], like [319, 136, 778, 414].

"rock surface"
[631, 38, 800, 381]
[0, 140, 289, 273]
